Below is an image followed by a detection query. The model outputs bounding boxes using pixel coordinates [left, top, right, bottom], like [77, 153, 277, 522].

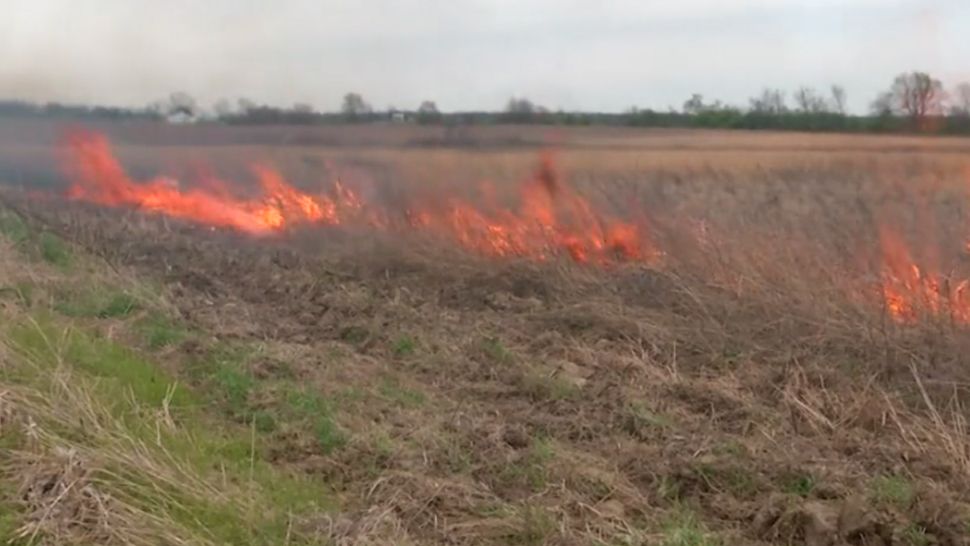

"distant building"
[166, 111, 195, 124]
[389, 110, 411, 123]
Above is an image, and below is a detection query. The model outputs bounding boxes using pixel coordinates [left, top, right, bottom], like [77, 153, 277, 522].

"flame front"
[65, 131, 343, 234]
[411, 155, 657, 265]
[63, 131, 658, 266]
[879, 225, 970, 324]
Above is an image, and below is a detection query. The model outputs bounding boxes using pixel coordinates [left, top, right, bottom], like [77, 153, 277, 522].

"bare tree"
[416, 100, 441, 124]
[213, 98, 234, 118]
[871, 92, 893, 116]
[418, 100, 439, 115]
[881, 71, 944, 126]
[237, 98, 257, 113]
[793, 86, 828, 113]
[950, 82, 970, 116]
[341, 93, 372, 118]
[506, 97, 536, 115]
[749, 88, 788, 114]
[165, 92, 197, 120]
[683, 93, 705, 115]
[830, 85, 847, 114]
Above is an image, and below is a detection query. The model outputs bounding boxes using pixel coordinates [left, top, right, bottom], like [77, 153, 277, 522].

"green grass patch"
[1, 315, 334, 546]
[378, 376, 426, 407]
[691, 462, 758, 498]
[185, 342, 258, 418]
[782, 473, 816, 498]
[185, 342, 348, 454]
[500, 436, 556, 492]
[624, 403, 675, 437]
[215, 363, 255, 414]
[391, 334, 416, 357]
[512, 504, 556, 545]
[98, 292, 139, 318]
[286, 389, 347, 453]
[661, 507, 719, 546]
[6, 317, 192, 412]
[0, 506, 20, 545]
[137, 312, 188, 349]
[870, 474, 913, 508]
[519, 370, 579, 402]
[54, 288, 139, 319]
[901, 524, 930, 546]
[38, 232, 71, 269]
[0, 281, 33, 307]
[481, 336, 513, 363]
[523, 437, 555, 491]
[339, 325, 369, 345]
[439, 433, 474, 473]
[0, 209, 29, 245]
[657, 475, 683, 502]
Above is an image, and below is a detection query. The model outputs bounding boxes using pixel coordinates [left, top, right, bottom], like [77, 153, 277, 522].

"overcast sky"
[2, 0, 968, 114]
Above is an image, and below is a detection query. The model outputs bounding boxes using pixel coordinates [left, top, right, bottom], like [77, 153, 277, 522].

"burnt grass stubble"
[8, 193, 970, 546]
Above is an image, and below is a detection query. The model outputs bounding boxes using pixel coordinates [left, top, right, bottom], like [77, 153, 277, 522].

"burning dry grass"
[4, 126, 970, 544]
[60, 131, 658, 266]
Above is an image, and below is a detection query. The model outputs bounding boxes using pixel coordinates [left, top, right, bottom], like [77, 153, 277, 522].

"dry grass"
[4, 124, 970, 544]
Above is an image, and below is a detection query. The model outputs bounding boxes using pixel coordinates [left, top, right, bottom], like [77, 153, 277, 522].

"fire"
[62, 131, 658, 265]
[408, 155, 658, 264]
[879, 225, 970, 324]
[56, 130, 970, 323]
[64, 131, 342, 234]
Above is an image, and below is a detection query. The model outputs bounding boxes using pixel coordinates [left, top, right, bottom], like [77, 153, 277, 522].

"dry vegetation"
[3, 124, 970, 545]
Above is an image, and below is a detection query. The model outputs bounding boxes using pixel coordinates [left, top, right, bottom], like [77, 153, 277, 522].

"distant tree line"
[0, 99, 162, 121]
[3, 71, 970, 135]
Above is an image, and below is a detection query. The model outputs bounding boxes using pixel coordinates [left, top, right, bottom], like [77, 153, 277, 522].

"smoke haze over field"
[2, 0, 969, 114]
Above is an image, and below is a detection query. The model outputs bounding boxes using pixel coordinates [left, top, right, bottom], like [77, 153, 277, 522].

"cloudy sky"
[2, 0, 968, 114]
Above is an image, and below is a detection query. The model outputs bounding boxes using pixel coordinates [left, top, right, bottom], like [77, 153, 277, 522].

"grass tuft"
[782, 473, 816, 498]
[379, 376, 426, 407]
[0, 210, 29, 245]
[38, 232, 71, 269]
[286, 389, 347, 453]
[137, 312, 187, 349]
[392, 334, 417, 357]
[661, 507, 719, 546]
[519, 370, 579, 401]
[512, 504, 556, 545]
[870, 474, 913, 508]
[901, 524, 930, 546]
[54, 288, 139, 319]
[481, 336, 513, 363]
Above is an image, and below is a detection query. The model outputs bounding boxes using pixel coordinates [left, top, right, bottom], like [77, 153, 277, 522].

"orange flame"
[64, 131, 342, 234]
[879, 225, 970, 324]
[409, 155, 658, 264]
[62, 131, 658, 266]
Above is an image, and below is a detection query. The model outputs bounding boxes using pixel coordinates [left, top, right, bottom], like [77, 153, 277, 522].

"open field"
[3, 122, 970, 545]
